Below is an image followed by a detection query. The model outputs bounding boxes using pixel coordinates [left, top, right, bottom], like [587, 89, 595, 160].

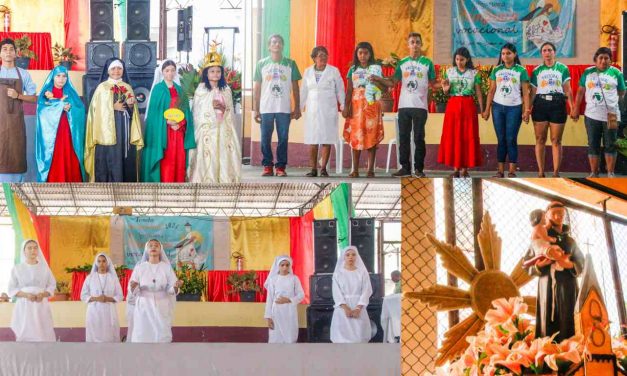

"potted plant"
[52, 43, 79, 70]
[377, 53, 400, 113]
[430, 87, 449, 113]
[175, 263, 206, 301]
[227, 271, 260, 302]
[14, 35, 37, 69]
[51, 281, 70, 301]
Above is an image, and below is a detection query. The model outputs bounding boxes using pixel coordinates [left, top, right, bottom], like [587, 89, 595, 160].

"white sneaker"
[587, 172, 599, 178]
[607, 172, 615, 178]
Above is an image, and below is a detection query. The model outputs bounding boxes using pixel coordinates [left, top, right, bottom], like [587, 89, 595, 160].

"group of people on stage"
[253, 33, 625, 178]
[0, 38, 241, 184]
[6, 239, 381, 345]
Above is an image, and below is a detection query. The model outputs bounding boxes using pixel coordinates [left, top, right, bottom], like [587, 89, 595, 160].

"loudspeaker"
[82, 73, 101, 108]
[128, 72, 154, 114]
[127, 0, 151, 41]
[122, 41, 157, 72]
[313, 219, 337, 274]
[86, 42, 120, 73]
[177, 7, 193, 52]
[306, 303, 384, 343]
[350, 218, 375, 272]
[309, 273, 383, 305]
[90, 0, 114, 41]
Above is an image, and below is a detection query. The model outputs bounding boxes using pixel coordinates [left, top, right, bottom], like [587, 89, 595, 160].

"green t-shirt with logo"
[579, 66, 626, 122]
[393, 55, 435, 110]
[443, 67, 481, 96]
[489, 64, 529, 106]
[253, 56, 302, 114]
[530, 62, 570, 95]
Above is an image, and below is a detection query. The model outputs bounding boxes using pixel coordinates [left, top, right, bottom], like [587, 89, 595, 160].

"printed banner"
[452, 0, 575, 58]
[124, 216, 213, 270]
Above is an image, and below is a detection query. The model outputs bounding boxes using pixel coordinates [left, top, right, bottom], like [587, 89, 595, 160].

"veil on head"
[264, 255, 293, 289]
[99, 58, 130, 84]
[141, 239, 171, 266]
[38, 65, 84, 108]
[90, 252, 117, 277]
[20, 239, 49, 268]
[145, 60, 182, 119]
[334, 245, 367, 275]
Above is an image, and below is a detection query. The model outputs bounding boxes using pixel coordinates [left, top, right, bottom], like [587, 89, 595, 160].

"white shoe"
[587, 172, 599, 178]
[607, 172, 615, 178]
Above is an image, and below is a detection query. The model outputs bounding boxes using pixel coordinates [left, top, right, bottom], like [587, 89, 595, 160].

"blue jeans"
[0, 173, 24, 182]
[492, 102, 522, 163]
[584, 116, 617, 157]
[261, 113, 291, 168]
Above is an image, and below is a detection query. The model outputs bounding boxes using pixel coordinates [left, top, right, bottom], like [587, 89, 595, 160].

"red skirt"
[48, 112, 82, 182]
[437, 96, 482, 169]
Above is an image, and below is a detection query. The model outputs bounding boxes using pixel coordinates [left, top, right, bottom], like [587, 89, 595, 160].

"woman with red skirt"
[437, 47, 484, 177]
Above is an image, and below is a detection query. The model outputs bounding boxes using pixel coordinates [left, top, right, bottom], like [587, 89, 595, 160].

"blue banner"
[123, 216, 214, 270]
[452, 0, 576, 58]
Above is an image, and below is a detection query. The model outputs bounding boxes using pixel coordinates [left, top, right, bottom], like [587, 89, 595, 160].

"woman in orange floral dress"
[342, 42, 385, 178]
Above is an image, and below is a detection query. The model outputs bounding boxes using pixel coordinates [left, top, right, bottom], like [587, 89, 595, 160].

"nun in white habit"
[80, 253, 124, 342]
[8, 239, 56, 342]
[128, 239, 182, 343]
[330, 245, 373, 344]
[263, 255, 305, 343]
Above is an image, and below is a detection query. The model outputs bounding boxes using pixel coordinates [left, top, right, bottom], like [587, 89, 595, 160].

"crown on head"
[201, 40, 223, 69]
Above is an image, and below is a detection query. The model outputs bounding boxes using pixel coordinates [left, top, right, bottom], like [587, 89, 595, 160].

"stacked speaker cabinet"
[307, 219, 383, 343]
[177, 6, 193, 52]
[124, 0, 155, 114]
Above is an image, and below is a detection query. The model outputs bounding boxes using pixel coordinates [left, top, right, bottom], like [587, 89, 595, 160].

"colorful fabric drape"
[50, 216, 111, 284]
[289, 211, 314, 304]
[70, 269, 132, 301]
[2, 184, 39, 263]
[262, 0, 291, 58]
[289, 0, 317, 80]
[316, 0, 355, 82]
[206, 270, 269, 302]
[0, 32, 54, 70]
[330, 183, 353, 248]
[355, 0, 433, 62]
[30, 214, 50, 264]
[313, 196, 334, 219]
[600, 0, 627, 65]
[229, 217, 290, 270]
[64, 0, 89, 71]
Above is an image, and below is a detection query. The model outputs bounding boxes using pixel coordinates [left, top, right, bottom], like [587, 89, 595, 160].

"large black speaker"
[313, 219, 337, 274]
[350, 218, 375, 272]
[306, 303, 384, 343]
[309, 273, 383, 305]
[128, 72, 154, 114]
[127, 0, 151, 41]
[82, 73, 101, 108]
[177, 7, 193, 52]
[90, 0, 114, 41]
[122, 41, 157, 73]
[86, 42, 120, 73]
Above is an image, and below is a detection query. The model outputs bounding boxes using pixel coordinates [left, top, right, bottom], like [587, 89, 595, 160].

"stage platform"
[0, 342, 400, 376]
[0, 302, 308, 343]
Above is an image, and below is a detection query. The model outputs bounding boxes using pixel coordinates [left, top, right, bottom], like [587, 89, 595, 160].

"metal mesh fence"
[402, 178, 627, 374]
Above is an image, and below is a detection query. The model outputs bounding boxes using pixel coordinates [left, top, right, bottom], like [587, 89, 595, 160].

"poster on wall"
[123, 216, 214, 270]
[452, 0, 576, 58]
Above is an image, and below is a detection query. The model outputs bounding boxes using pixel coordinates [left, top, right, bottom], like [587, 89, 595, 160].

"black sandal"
[305, 169, 318, 177]
[320, 169, 329, 177]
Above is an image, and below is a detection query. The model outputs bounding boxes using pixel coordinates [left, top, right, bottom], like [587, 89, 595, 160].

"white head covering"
[334, 245, 367, 275]
[90, 252, 117, 278]
[141, 238, 171, 265]
[20, 239, 49, 268]
[108, 59, 124, 72]
[264, 255, 293, 289]
[144, 60, 182, 120]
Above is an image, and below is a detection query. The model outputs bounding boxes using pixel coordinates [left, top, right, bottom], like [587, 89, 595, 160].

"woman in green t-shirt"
[482, 43, 531, 178]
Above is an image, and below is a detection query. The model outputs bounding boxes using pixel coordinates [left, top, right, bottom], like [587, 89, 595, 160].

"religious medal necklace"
[148, 263, 160, 287]
[97, 272, 108, 295]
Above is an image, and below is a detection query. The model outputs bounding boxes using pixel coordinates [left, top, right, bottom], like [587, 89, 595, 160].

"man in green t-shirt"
[377, 33, 438, 178]
[253, 35, 302, 177]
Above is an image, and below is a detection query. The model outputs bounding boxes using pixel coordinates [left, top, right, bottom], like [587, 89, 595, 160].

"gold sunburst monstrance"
[405, 212, 537, 366]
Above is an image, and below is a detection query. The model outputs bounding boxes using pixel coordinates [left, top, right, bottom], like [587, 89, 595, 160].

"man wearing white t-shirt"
[253, 35, 302, 177]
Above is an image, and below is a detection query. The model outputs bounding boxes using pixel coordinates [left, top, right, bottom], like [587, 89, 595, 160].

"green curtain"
[330, 183, 354, 249]
[261, 0, 291, 58]
[2, 183, 22, 263]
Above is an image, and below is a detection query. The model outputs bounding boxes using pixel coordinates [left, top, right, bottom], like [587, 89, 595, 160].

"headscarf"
[145, 60, 181, 120]
[35, 65, 86, 182]
[89, 252, 117, 278]
[19, 239, 49, 268]
[264, 255, 293, 290]
[333, 245, 367, 275]
[99, 58, 130, 85]
[137, 239, 177, 314]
